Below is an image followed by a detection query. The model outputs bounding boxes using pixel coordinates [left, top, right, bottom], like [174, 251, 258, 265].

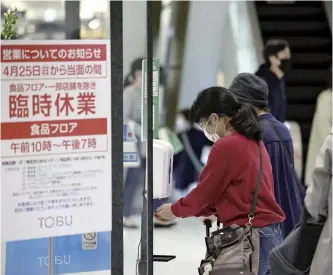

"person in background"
[123, 58, 173, 228]
[173, 109, 212, 197]
[155, 86, 285, 275]
[256, 39, 292, 122]
[304, 130, 332, 275]
[123, 58, 144, 228]
[229, 73, 304, 238]
[305, 65, 332, 187]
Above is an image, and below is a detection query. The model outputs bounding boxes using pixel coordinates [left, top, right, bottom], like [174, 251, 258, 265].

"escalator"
[255, 1, 332, 179]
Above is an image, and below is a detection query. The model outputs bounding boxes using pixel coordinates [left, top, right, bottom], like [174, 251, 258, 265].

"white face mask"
[203, 115, 220, 142]
[175, 116, 191, 133]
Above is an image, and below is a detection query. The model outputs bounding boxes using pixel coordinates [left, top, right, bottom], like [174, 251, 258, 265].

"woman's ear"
[211, 113, 220, 124]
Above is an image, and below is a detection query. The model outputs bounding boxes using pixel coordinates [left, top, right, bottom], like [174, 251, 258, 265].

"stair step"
[256, 1, 322, 7]
[264, 37, 331, 49]
[303, 143, 309, 160]
[287, 69, 328, 85]
[298, 121, 313, 144]
[286, 103, 316, 121]
[257, 6, 323, 19]
[255, 0, 330, 182]
[261, 21, 328, 33]
[286, 86, 324, 102]
[292, 53, 332, 67]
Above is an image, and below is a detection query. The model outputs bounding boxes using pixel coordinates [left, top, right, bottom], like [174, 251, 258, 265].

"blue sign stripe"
[5, 232, 111, 275]
[123, 124, 127, 141]
[123, 152, 138, 162]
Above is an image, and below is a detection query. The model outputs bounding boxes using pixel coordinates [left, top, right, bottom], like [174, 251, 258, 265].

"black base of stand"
[153, 255, 176, 262]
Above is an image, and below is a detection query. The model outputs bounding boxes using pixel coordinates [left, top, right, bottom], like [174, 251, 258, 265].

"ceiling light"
[44, 9, 57, 22]
[88, 19, 100, 30]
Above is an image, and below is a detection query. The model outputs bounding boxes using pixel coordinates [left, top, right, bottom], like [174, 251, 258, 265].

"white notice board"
[0, 40, 112, 241]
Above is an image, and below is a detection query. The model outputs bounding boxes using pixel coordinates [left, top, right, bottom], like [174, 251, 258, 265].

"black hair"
[124, 57, 144, 88]
[263, 39, 289, 63]
[190, 86, 262, 141]
[179, 109, 191, 121]
[124, 58, 166, 88]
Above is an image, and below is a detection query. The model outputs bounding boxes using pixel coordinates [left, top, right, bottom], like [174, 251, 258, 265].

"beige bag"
[198, 142, 262, 275]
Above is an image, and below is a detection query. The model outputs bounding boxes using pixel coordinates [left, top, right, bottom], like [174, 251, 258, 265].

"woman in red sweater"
[155, 87, 285, 275]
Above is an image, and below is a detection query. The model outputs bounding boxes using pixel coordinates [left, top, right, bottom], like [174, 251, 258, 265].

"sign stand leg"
[138, 187, 148, 275]
[110, 1, 124, 275]
[138, 2, 176, 273]
[138, 1, 154, 274]
[48, 237, 53, 275]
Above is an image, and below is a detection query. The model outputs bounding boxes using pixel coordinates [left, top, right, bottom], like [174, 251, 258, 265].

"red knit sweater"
[171, 132, 285, 227]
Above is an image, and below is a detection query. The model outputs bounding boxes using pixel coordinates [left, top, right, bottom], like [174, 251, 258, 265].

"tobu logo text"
[38, 215, 73, 228]
[38, 255, 71, 266]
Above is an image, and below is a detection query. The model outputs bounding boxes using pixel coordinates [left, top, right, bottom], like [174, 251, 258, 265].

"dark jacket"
[256, 64, 286, 122]
[173, 128, 211, 190]
[260, 113, 304, 238]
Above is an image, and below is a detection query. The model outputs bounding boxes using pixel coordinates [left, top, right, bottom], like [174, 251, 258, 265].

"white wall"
[178, 1, 228, 109]
[178, 1, 263, 109]
[226, 1, 264, 80]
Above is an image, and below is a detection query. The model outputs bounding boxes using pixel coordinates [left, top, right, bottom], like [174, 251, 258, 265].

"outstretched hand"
[154, 203, 176, 223]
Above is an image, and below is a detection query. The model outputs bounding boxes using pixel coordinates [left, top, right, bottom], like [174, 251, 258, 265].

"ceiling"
[2, 0, 108, 21]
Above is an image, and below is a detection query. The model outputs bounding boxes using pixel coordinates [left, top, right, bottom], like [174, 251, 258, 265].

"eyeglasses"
[196, 119, 209, 132]
[196, 113, 221, 131]
[196, 122, 204, 131]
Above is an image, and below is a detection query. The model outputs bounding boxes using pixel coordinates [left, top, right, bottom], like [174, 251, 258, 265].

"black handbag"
[198, 142, 263, 275]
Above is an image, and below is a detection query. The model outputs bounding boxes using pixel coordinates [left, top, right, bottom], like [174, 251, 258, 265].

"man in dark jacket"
[229, 73, 304, 239]
[256, 39, 292, 122]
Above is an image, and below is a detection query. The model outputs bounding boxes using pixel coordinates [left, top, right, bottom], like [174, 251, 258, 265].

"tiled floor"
[124, 216, 207, 275]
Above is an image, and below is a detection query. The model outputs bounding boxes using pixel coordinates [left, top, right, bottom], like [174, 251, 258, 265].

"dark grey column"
[110, 1, 124, 275]
[162, 1, 189, 128]
[65, 0, 81, 39]
[146, 2, 154, 274]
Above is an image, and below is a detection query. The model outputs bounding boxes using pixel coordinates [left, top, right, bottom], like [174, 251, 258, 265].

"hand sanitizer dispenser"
[153, 139, 173, 199]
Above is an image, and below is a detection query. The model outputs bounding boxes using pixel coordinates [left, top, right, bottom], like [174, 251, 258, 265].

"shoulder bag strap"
[247, 142, 263, 225]
[263, 119, 293, 166]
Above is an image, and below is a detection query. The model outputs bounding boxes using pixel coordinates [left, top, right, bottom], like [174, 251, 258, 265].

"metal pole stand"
[137, 2, 176, 274]
[137, 190, 176, 275]
[138, 190, 148, 275]
[48, 237, 53, 275]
